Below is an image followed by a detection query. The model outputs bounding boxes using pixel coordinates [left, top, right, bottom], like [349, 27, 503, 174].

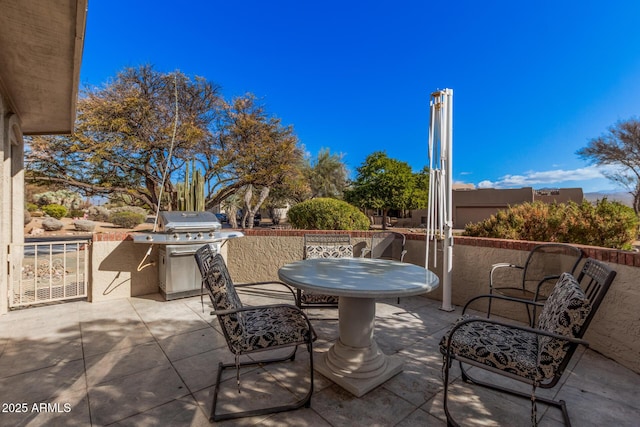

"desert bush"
[41, 204, 68, 219]
[110, 206, 148, 216]
[288, 198, 370, 230]
[87, 205, 110, 222]
[463, 199, 639, 250]
[26, 203, 38, 212]
[69, 209, 86, 218]
[109, 211, 146, 229]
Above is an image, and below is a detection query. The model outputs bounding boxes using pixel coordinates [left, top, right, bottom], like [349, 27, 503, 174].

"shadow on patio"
[1, 291, 639, 426]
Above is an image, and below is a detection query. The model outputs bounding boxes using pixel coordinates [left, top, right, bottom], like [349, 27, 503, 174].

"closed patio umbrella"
[426, 89, 454, 311]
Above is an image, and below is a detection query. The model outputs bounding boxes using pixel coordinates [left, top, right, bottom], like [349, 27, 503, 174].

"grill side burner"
[132, 211, 243, 300]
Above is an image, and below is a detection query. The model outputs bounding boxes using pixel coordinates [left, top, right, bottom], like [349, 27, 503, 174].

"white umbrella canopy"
[426, 89, 454, 311]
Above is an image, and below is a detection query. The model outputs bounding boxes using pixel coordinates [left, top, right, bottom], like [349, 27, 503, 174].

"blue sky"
[80, 1, 640, 193]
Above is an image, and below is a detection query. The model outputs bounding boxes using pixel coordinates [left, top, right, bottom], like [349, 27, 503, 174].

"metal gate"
[8, 239, 90, 308]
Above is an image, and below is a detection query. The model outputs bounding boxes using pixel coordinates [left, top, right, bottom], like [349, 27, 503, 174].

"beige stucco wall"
[89, 237, 229, 302]
[90, 239, 160, 302]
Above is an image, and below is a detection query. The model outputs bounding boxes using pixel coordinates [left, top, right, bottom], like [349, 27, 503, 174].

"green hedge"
[109, 211, 146, 229]
[288, 198, 370, 230]
[463, 199, 639, 250]
[41, 204, 68, 219]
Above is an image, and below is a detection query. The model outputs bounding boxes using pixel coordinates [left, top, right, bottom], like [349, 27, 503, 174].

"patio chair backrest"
[194, 243, 216, 277]
[370, 231, 406, 261]
[521, 243, 583, 293]
[303, 234, 353, 259]
[535, 258, 615, 382]
[196, 247, 245, 353]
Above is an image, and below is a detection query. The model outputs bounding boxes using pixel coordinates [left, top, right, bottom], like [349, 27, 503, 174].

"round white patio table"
[278, 257, 439, 397]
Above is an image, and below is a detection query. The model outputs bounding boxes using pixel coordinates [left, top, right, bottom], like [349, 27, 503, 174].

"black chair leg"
[210, 345, 313, 422]
[457, 363, 572, 426]
[442, 352, 460, 427]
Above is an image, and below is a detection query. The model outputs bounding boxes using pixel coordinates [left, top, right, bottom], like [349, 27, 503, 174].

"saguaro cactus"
[177, 161, 205, 211]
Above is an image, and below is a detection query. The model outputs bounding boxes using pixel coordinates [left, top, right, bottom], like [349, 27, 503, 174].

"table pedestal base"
[314, 296, 403, 397]
[315, 343, 403, 397]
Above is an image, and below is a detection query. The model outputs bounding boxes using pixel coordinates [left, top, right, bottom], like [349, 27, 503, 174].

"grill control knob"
[208, 232, 215, 237]
[146, 235, 153, 241]
[185, 232, 192, 239]
[197, 232, 203, 239]
[172, 233, 179, 240]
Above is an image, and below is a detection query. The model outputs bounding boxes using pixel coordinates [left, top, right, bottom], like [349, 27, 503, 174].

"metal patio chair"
[361, 231, 407, 262]
[440, 258, 616, 426]
[488, 243, 583, 325]
[194, 246, 316, 422]
[296, 233, 353, 309]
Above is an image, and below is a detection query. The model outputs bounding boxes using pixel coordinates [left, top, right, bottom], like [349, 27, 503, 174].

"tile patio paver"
[0, 293, 638, 426]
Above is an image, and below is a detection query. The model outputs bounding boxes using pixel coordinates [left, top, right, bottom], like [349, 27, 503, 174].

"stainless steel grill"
[133, 211, 243, 300]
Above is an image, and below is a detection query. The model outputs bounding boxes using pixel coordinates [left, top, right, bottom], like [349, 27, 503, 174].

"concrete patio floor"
[1, 290, 639, 426]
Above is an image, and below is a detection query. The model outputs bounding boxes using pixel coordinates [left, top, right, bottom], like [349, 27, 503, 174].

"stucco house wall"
[0, 95, 25, 314]
[0, 1, 87, 314]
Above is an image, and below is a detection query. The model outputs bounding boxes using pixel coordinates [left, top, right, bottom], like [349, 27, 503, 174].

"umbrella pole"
[441, 89, 454, 312]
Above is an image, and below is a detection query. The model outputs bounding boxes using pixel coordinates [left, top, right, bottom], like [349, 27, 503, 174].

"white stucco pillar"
[0, 98, 8, 314]
[0, 97, 24, 314]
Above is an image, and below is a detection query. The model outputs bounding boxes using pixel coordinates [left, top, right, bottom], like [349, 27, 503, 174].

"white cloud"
[477, 165, 621, 189]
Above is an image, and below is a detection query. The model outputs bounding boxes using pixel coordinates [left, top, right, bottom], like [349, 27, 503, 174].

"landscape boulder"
[42, 217, 64, 231]
[73, 220, 96, 232]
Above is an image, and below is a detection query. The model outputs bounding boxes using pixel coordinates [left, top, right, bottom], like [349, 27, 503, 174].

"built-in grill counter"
[132, 211, 243, 300]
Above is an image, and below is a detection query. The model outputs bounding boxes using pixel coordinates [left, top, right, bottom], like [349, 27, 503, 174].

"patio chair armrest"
[490, 263, 524, 289]
[234, 281, 297, 300]
[400, 249, 407, 262]
[463, 293, 544, 315]
[360, 248, 371, 258]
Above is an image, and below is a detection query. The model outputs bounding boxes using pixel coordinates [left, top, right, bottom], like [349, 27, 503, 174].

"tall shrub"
[288, 198, 370, 230]
[463, 199, 638, 249]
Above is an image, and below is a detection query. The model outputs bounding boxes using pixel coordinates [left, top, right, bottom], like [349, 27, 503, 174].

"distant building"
[406, 187, 583, 229]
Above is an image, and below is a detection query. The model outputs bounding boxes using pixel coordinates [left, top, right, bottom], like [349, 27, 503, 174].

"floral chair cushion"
[243, 306, 313, 351]
[439, 315, 540, 380]
[203, 253, 314, 355]
[536, 272, 591, 380]
[203, 264, 246, 352]
[440, 272, 591, 382]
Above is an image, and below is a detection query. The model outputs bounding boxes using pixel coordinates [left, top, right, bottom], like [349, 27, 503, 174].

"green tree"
[344, 151, 426, 229]
[305, 148, 348, 199]
[577, 118, 640, 213]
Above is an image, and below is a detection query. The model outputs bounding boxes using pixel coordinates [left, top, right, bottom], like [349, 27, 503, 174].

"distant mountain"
[584, 191, 633, 207]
